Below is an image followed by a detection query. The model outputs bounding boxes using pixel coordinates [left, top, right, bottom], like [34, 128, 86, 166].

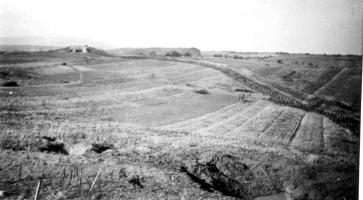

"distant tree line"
[165, 51, 192, 57]
[213, 54, 273, 60]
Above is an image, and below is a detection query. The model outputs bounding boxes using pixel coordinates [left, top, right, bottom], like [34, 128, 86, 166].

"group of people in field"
[238, 93, 251, 102]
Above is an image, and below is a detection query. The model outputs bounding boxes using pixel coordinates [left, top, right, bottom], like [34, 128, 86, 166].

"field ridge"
[313, 67, 351, 96]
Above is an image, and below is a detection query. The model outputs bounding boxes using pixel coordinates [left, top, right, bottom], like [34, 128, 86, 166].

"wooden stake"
[34, 179, 41, 200]
[90, 166, 102, 192]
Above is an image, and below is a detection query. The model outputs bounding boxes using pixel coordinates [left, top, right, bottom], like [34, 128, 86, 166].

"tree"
[184, 52, 192, 57]
[165, 51, 182, 57]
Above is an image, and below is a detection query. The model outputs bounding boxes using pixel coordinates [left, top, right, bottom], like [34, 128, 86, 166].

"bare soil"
[0, 52, 359, 199]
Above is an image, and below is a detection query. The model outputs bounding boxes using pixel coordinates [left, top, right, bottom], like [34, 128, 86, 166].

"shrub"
[0, 136, 24, 151]
[233, 55, 243, 59]
[184, 52, 192, 57]
[234, 88, 253, 93]
[2, 81, 19, 87]
[277, 59, 283, 64]
[165, 51, 182, 57]
[194, 89, 209, 94]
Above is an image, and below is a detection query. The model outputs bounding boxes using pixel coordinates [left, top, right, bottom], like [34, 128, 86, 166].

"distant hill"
[109, 47, 201, 57]
[0, 36, 112, 50]
[0, 45, 60, 52]
[0, 46, 116, 65]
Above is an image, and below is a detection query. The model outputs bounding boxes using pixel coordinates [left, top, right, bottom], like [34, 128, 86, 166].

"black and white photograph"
[0, 0, 361, 199]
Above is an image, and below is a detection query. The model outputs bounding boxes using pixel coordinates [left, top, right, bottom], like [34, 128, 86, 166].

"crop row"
[195, 101, 270, 136]
[226, 105, 283, 138]
[260, 107, 304, 145]
[290, 113, 324, 152]
[323, 117, 359, 155]
[165, 102, 246, 131]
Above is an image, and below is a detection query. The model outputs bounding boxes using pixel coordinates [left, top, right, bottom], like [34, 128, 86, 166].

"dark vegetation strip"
[156, 57, 360, 135]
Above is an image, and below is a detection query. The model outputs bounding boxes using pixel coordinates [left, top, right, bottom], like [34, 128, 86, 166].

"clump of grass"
[307, 62, 318, 68]
[194, 89, 209, 94]
[68, 132, 87, 144]
[0, 136, 25, 151]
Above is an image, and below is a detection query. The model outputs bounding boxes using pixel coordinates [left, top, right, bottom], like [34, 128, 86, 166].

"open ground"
[0, 48, 360, 199]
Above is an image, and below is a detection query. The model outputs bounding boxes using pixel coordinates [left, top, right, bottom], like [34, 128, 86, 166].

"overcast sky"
[0, 0, 361, 54]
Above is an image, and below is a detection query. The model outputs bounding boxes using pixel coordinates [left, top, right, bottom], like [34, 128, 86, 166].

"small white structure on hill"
[69, 45, 88, 53]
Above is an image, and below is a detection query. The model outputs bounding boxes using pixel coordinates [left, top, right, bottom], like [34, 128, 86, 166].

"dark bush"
[2, 81, 19, 87]
[165, 51, 182, 57]
[91, 143, 115, 154]
[234, 88, 253, 93]
[277, 59, 283, 64]
[194, 89, 209, 94]
[233, 55, 243, 59]
[184, 52, 192, 57]
[39, 142, 68, 155]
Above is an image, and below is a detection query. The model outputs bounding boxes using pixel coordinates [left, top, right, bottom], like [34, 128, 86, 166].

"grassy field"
[0, 50, 360, 199]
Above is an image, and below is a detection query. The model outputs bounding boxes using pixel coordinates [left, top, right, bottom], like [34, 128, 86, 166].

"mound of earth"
[181, 152, 253, 198]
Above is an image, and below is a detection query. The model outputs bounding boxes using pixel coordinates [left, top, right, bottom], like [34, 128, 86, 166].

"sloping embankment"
[158, 57, 360, 135]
